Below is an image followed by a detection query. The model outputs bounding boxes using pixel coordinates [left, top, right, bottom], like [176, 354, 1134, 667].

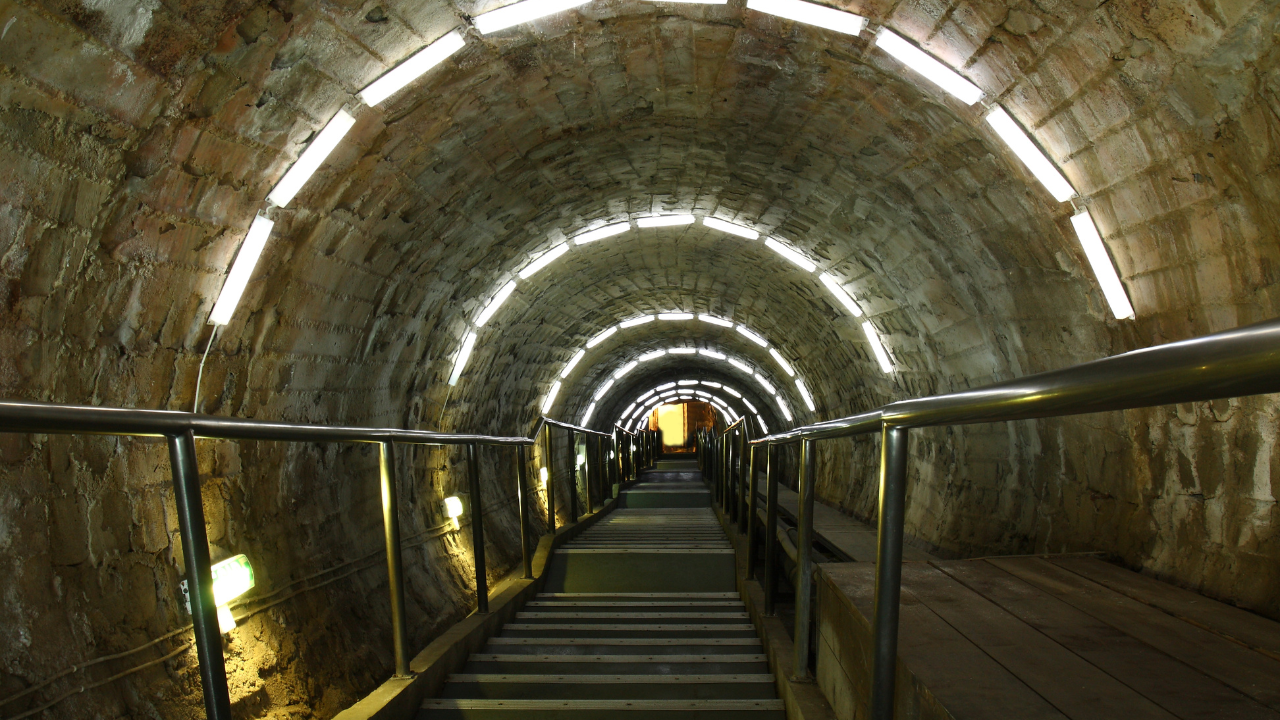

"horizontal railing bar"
[534, 416, 612, 439]
[0, 400, 578, 446]
[747, 316, 1280, 444]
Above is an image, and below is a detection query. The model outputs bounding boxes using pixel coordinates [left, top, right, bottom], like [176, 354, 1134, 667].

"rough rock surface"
[0, 0, 1278, 716]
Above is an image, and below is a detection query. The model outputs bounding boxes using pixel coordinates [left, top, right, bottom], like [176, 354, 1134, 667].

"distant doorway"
[649, 401, 717, 452]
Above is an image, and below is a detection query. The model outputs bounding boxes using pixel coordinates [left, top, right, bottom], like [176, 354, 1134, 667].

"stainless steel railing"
[708, 316, 1280, 720]
[0, 400, 656, 720]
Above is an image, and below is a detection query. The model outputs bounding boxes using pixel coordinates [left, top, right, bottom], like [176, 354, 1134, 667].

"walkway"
[419, 458, 785, 718]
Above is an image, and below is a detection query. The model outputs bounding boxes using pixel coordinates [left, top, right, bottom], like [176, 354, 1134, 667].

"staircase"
[419, 458, 785, 718]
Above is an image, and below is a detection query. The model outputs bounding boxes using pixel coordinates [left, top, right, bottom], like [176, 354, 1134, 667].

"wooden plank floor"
[757, 484, 937, 562]
[817, 556, 1280, 720]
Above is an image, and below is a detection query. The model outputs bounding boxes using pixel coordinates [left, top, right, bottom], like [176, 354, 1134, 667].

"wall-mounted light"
[474, 0, 591, 33]
[754, 373, 776, 394]
[985, 107, 1076, 202]
[444, 495, 464, 519]
[561, 349, 586, 378]
[637, 214, 695, 228]
[702, 217, 759, 239]
[775, 395, 793, 422]
[698, 314, 733, 327]
[861, 321, 894, 374]
[819, 273, 864, 317]
[756, 415, 771, 434]
[208, 215, 275, 326]
[541, 381, 561, 414]
[475, 280, 517, 327]
[769, 348, 795, 377]
[746, 0, 866, 35]
[573, 222, 629, 245]
[873, 29, 983, 105]
[359, 31, 465, 106]
[539, 467, 549, 489]
[639, 350, 667, 361]
[657, 312, 694, 321]
[448, 331, 478, 386]
[736, 326, 768, 347]
[764, 238, 817, 272]
[587, 326, 618, 348]
[669, 347, 696, 354]
[268, 110, 356, 208]
[698, 349, 726, 359]
[621, 315, 654, 328]
[613, 360, 639, 379]
[796, 379, 816, 412]
[1070, 210, 1135, 320]
[519, 243, 570, 280]
[183, 554, 255, 634]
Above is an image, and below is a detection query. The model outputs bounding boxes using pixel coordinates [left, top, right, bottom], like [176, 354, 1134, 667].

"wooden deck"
[816, 556, 1280, 720]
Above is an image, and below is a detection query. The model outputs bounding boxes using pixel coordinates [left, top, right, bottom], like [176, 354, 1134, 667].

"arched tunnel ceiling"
[2, 0, 1273, 438]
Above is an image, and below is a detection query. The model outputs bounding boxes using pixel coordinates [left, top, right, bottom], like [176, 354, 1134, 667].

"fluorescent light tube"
[623, 401, 637, 417]
[593, 379, 614, 400]
[561, 349, 585, 378]
[448, 331, 477, 386]
[573, 222, 629, 245]
[724, 386, 742, 399]
[754, 373, 776, 395]
[728, 357, 753, 373]
[678, 379, 699, 386]
[861, 321, 894, 373]
[819, 273, 863, 317]
[581, 401, 596, 425]
[658, 312, 693, 321]
[701, 381, 722, 388]
[360, 31, 465, 106]
[268, 110, 356, 207]
[985, 107, 1076, 202]
[639, 389, 656, 400]
[699, 314, 732, 327]
[776, 394, 793, 422]
[637, 214, 695, 228]
[586, 325, 618, 348]
[541, 381, 561, 414]
[669, 347, 696, 355]
[475, 0, 590, 33]
[621, 315, 654, 328]
[519, 243, 569, 279]
[639, 350, 667, 362]
[736, 326, 768, 347]
[765, 238, 817, 272]
[657, 382, 676, 390]
[769, 348, 795, 376]
[1070, 210, 1135, 320]
[703, 217, 759, 239]
[756, 415, 770, 434]
[796, 379, 815, 412]
[209, 215, 275, 326]
[699, 349, 726, 359]
[874, 29, 983, 105]
[746, 0, 866, 35]
[694, 390, 711, 398]
[614, 360, 639, 378]
[475, 280, 517, 327]
[742, 397, 756, 412]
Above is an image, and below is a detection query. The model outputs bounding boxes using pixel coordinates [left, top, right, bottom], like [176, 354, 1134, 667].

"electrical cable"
[192, 325, 221, 414]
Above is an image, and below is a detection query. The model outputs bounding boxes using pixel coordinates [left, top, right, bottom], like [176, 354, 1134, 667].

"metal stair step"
[418, 698, 786, 719]
[464, 654, 769, 674]
[483, 638, 762, 655]
[439, 674, 777, 700]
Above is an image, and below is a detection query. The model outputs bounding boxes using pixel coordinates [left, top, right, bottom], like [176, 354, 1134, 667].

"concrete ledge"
[333, 497, 620, 720]
[714, 503, 838, 720]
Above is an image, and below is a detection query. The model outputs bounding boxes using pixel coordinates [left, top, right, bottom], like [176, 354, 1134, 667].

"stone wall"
[1, 0, 1279, 716]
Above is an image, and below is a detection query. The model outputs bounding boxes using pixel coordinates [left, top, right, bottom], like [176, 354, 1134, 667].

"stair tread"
[470, 654, 768, 662]
[537, 593, 739, 598]
[518, 612, 750, 619]
[448, 674, 775, 683]
[487, 638, 759, 645]
[422, 699, 785, 710]
[503, 624, 755, 630]
[526, 602, 744, 607]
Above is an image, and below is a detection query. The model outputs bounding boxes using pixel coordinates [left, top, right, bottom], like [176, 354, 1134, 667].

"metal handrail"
[715, 316, 1280, 720]
[0, 397, 656, 720]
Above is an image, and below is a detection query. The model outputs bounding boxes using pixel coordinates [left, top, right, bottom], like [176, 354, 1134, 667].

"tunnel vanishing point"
[1, 0, 1280, 717]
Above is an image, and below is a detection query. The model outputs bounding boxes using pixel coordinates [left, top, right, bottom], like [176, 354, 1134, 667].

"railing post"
[792, 438, 818, 679]
[737, 429, 749, 532]
[870, 426, 909, 720]
[167, 430, 232, 720]
[378, 442, 411, 677]
[721, 436, 731, 515]
[467, 442, 488, 614]
[516, 444, 533, 578]
[567, 430, 579, 522]
[745, 442, 760, 571]
[545, 430, 556, 534]
[763, 443, 780, 615]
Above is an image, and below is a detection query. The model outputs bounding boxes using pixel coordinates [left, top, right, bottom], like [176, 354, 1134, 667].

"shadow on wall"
[0, 435, 534, 718]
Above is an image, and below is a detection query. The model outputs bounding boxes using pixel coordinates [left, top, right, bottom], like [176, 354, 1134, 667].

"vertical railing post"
[737, 429, 749, 532]
[467, 442, 489, 614]
[870, 426, 909, 720]
[763, 443, 780, 615]
[721, 436, 731, 515]
[745, 442, 760, 571]
[792, 438, 818, 679]
[516, 444, 533, 578]
[567, 430, 579, 522]
[545, 429, 556, 534]
[167, 431, 232, 720]
[378, 442, 411, 677]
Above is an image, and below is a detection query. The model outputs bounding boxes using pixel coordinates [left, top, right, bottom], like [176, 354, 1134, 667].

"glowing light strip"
[268, 110, 356, 208]
[359, 31, 465, 106]
[1070, 211, 1135, 320]
[873, 29, 983, 105]
[448, 331, 478, 386]
[209, 215, 275, 326]
[985, 107, 1076, 202]
[474, 0, 591, 34]
[862, 321, 893, 374]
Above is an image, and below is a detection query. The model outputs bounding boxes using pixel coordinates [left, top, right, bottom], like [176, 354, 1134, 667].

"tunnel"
[1, 0, 1279, 717]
